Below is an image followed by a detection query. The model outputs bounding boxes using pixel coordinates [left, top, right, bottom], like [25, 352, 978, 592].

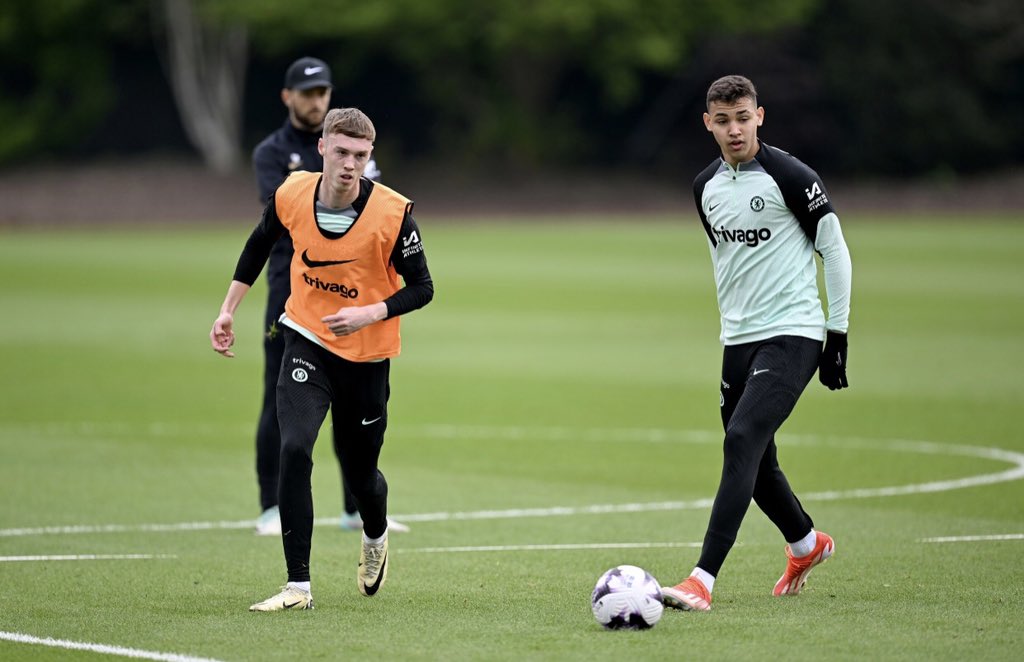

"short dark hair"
[706, 75, 757, 109]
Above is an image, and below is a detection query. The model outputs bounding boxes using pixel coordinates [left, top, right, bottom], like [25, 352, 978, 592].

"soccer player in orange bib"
[211, 108, 433, 611]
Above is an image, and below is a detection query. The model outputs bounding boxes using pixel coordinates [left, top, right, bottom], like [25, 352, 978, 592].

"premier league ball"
[591, 565, 664, 629]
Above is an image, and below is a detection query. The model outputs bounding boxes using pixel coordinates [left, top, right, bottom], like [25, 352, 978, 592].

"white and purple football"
[591, 565, 663, 629]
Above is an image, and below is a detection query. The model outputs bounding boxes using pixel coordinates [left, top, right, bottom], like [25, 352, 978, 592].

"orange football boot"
[773, 531, 834, 596]
[661, 576, 712, 612]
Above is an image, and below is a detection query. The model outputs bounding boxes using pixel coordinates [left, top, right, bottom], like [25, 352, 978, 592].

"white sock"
[690, 567, 715, 593]
[286, 581, 311, 594]
[789, 530, 817, 558]
[363, 530, 387, 545]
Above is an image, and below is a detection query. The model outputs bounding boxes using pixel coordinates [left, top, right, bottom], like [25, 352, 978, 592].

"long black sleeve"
[232, 198, 287, 285]
[383, 211, 434, 318]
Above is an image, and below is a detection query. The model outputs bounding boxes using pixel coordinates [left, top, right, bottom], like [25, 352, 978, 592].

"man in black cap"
[250, 56, 397, 536]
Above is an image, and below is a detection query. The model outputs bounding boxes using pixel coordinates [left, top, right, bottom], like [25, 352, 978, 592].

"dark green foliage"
[1, 0, 1022, 175]
[0, 1, 148, 162]
[812, 0, 1024, 175]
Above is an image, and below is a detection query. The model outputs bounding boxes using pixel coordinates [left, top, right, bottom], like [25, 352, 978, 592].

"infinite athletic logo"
[301, 249, 357, 269]
[401, 231, 423, 259]
[805, 180, 829, 212]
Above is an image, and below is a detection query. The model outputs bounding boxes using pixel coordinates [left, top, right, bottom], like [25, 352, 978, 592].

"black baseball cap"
[284, 57, 333, 90]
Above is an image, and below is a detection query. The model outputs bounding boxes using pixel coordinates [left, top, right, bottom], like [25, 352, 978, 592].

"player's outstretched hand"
[818, 330, 848, 390]
[211, 313, 236, 358]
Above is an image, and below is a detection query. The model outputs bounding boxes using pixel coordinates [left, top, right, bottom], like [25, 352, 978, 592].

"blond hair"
[322, 107, 376, 142]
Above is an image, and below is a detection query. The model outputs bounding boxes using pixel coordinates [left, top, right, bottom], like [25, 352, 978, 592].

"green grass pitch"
[0, 214, 1022, 660]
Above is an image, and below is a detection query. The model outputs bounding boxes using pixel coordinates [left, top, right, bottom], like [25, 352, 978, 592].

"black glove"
[818, 331, 849, 390]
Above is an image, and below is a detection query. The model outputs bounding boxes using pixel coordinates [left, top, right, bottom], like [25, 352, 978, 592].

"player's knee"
[350, 471, 387, 502]
[279, 435, 314, 469]
[721, 426, 763, 476]
[723, 424, 756, 456]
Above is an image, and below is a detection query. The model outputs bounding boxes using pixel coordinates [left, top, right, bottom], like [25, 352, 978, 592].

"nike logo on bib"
[301, 250, 357, 269]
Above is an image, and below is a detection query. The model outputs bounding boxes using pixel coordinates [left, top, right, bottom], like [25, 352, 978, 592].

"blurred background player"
[660, 74, 851, 612]
[250, 57, 406, 535]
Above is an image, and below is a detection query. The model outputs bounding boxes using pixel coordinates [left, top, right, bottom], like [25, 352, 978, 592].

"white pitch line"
[1, 426, 1021, 538]
[380, 498, 716, 524]
[399, 541, 703, 554]
[410, 423, 721, 445]
[0, 631, 223, 662]
[918, 534, 1024, 543]
[0, 554, 176, 563]
[784, 436, 1024, 498]
[0, 520, 256, 538]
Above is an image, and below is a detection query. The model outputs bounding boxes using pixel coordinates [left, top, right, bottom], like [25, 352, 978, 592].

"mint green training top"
[693, 140, 851, 345]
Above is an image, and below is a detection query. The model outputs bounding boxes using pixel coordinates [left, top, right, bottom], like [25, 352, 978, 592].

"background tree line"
[1, 0, 1021, 180]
